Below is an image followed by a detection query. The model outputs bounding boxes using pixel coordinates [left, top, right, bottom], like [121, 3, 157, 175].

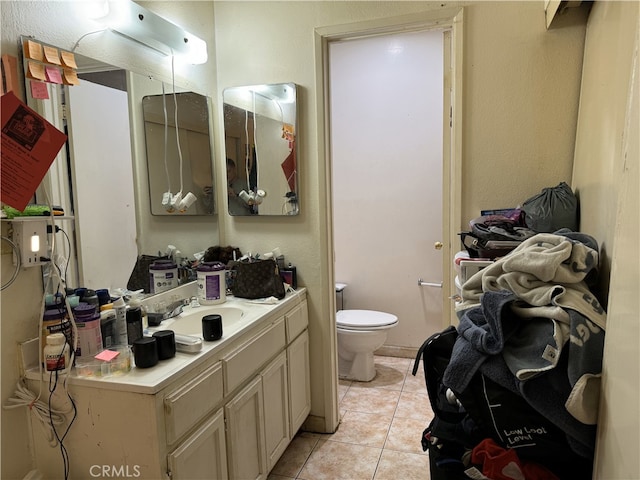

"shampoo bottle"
[113, 297, 128, 346]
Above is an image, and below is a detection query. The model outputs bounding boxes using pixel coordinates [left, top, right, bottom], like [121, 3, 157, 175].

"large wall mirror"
[223, 83, 299, 216]
[21, 37, 218, 293]
[142, 91, 215, 215]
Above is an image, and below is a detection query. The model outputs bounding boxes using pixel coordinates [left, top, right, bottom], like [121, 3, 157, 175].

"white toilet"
[336, 308, 399, 382]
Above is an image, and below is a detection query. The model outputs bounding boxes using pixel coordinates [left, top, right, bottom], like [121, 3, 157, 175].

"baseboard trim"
[302, 414, 337, 434]
[375, 345, 418, 359]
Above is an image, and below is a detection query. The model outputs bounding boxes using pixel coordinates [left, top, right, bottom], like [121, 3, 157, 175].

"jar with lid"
[196, 261, 226, 305]
[72, 303, 103, 358]
[44, 333, 70, 374]
[42, 307, 73, 366]
[149, 260, 178, 294]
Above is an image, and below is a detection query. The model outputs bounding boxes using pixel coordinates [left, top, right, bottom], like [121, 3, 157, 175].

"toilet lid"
[336, 310, 398, 329]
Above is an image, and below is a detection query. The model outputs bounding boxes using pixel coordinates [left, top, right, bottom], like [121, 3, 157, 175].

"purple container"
[149, 260, 178, 294]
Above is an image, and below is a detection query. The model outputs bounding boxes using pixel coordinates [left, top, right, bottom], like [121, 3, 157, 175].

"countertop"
[26, 288, 307, 395]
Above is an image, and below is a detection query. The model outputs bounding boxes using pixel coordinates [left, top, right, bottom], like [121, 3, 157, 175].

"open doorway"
[329, 28, 446, 354]
[316, 7, 463, 432]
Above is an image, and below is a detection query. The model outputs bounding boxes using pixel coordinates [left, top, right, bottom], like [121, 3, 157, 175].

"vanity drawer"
[164, 362, 223, 445]
[285, 300, 308, 342]
[223, 317, 286, 395]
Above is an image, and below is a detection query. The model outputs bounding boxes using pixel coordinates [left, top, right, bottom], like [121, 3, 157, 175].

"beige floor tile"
[373, 449, 431, 480]
[394, 390, 433, 423]
[298, 439, 382, 480]
[349, 363, 406, 391]
[270, 433, 319, 478]
[375, 355, 412, 372]
[329, 410, 393, 448]
[340, 385, 400, 416]
[384, 415, 429, 455]
[402, 370, 427, 393]
[338, 379, 352, 403]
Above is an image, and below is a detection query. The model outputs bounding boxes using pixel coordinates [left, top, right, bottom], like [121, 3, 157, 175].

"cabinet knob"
[434, 241, 443, 250]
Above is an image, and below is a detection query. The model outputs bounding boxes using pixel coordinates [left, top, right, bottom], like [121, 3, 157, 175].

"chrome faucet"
[147, 298, 189, 326]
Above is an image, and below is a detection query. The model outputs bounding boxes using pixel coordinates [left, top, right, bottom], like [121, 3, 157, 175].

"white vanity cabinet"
[29, 293, 309, 480]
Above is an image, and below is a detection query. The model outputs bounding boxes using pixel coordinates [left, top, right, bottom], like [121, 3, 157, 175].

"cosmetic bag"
[231, 258, 286, 300]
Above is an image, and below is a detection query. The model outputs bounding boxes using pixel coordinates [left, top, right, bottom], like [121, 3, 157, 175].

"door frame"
[314, 7, 464, 433]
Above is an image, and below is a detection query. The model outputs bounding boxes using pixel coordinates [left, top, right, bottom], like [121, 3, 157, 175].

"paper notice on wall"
[1, 91, 67, 211]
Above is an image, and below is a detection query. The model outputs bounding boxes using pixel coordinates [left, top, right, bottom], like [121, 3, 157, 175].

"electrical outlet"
[10, 219, 48, 267]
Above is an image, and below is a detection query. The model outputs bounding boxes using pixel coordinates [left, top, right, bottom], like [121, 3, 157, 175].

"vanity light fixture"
[92, 0, 207, 64]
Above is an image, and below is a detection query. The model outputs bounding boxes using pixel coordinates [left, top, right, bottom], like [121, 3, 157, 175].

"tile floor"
[269, 355, 434, 480]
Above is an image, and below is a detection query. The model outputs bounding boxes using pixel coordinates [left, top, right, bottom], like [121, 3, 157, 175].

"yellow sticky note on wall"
[26, 61, 46, 81]
[62, 68, 80, 86]
[23, 39, 43, 61]
[60, 51, 77, 69]
[43, 46, 61, 65]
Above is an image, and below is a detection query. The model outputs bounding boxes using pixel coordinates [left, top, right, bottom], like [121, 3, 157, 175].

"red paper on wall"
[1, 91, 67, 211]
[281, 143, 296, 192]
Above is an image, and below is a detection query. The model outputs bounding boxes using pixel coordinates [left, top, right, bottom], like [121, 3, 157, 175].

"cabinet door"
[288, 330, 311, 436]
[225, 376, 267, 480]
[262, 351, 290, 470]
[164, 362, 223, 445]
[167, 408, 227, 480]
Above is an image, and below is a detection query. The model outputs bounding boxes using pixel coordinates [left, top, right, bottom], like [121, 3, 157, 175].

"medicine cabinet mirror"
[142, 91, 215, 216]
[223, 83, 299, 216]
[21, 37, 219, 292]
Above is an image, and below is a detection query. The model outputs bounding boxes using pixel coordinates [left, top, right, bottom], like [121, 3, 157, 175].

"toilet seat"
[336, 310, 398, 330]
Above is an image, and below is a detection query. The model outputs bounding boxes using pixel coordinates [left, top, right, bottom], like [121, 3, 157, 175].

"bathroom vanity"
[28, 290, 309, 480]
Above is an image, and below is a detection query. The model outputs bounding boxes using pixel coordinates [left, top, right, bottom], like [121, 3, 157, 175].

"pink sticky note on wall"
[30, 81, 49, 100]
[45, 66, 63, 84]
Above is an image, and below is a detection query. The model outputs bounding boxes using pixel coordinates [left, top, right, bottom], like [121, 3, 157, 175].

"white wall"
[571, 2, 640, 477]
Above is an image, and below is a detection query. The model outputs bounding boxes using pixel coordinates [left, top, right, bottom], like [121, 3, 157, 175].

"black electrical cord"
[47, 350, 77, 480]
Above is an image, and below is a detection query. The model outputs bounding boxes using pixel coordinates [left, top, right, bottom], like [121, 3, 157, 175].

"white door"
[67, 80, 138, 291]
[330, 29, 445, 348]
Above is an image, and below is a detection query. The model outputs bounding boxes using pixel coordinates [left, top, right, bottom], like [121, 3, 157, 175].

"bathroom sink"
[164, 306, 245, 337]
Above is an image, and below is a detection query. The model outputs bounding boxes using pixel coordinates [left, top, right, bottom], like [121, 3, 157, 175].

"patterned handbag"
[231, 258, 286, 299]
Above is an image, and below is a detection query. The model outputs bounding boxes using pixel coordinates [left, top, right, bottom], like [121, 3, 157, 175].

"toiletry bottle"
[112, 297, 128, 346]
[44, 333, 70, 374]
[282, 263, 297, 289]
[72, 303, 103, 358]
[129, 293, 148, 330]
[99, 307, 117, 348]
[126, 307, 143, 345]
[41, 306, 73, 365]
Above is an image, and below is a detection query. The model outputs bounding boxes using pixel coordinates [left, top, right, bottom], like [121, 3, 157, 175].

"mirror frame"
[223, 82, 299, 216]
[142, 91, 216, 216]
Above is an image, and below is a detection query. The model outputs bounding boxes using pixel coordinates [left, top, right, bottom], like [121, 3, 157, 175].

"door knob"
[434, 241, 443, 250]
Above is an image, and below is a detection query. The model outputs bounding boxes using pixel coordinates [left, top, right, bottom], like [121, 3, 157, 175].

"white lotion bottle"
[113, 297, 129, 346]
